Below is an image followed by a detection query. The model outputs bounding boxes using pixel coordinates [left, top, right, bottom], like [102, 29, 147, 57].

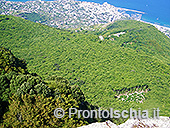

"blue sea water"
[79, 0, 170, 27]
[6, 0, 170, 27]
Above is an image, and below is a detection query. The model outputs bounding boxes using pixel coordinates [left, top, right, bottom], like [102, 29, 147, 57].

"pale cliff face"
[78, 116, 170, 128]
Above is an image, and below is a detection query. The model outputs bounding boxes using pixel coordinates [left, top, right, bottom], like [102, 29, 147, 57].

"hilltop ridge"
[0, 15, 170, 121]
[1, 0, 170, 37]
[0, 0, 142, 28]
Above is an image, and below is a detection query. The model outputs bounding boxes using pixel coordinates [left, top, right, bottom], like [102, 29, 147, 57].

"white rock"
[78, 116, 170, 128]
[99, 35, 104, 40]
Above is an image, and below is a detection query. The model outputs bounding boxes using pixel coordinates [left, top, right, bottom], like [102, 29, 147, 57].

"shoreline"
[2, 0, 170, 38]
[118, 7, 145, 14]
[140, 20, 170, 30]
[139, 20, 170, 38]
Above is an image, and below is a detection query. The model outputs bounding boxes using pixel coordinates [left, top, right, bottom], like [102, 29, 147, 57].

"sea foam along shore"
[139, 20, 170, 38]
[78, 116, 170, 128]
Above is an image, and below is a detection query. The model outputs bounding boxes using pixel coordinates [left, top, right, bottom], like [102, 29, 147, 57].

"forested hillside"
[79, 20, 170, 63]
[0, 47, 101, 127]
[0, 15, 170, 124]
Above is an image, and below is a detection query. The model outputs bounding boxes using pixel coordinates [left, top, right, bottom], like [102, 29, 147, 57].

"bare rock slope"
[79, 116, 170, 128]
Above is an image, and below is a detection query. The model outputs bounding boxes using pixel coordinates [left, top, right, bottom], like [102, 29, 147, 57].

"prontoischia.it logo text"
[54, 108, 160, 119]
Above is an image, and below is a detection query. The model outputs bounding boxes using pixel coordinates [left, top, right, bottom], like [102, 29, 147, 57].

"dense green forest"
[78, 20, 170, 63]
[0, 15, 170, 127]
[0, 47, 103, 127]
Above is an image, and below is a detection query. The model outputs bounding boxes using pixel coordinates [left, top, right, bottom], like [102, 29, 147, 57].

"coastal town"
[153, 24, 170, 38]
[0, 0, 169, 37]
[0, 0, 142, 28]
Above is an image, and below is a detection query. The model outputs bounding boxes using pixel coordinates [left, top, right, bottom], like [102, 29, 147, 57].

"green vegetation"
[0, 47, 99, 127]
[0, 15, 170, 126]
[0, 47, 28, 74]
[3, 94, 85, 128]
[80, 20, 170, 63]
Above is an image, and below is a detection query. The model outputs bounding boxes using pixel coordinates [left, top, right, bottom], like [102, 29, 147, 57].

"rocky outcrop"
[78, 116, 170, 128]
